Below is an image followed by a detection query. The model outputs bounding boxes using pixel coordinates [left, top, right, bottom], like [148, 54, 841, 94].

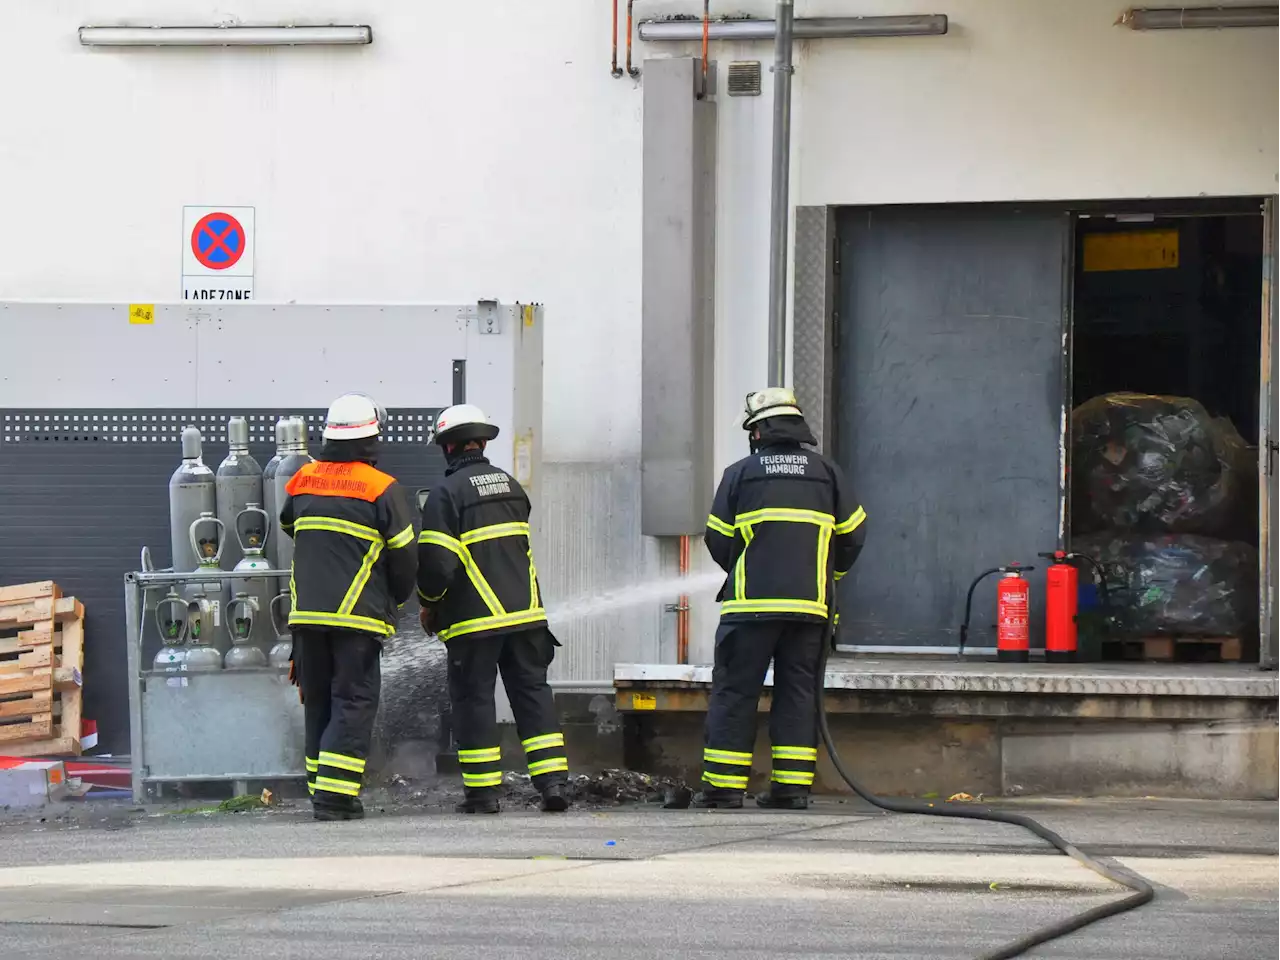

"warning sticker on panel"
[128, 304, 155, 325]
[514, 432, 533, 488]
[631, 693, 657, 711]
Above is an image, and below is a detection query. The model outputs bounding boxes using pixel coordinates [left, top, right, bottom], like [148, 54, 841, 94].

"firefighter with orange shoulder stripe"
[691, 387, 867, 810]
[279, 392, 418, 821]
[417, 404, 570, 815]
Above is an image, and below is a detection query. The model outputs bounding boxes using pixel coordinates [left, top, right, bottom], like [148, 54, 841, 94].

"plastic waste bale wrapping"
[1072, 533, 1258, 637]
[1071, 393, 1255, 539]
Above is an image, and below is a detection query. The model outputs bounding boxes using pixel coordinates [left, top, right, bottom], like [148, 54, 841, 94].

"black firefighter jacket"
[280, 455, 418, 638]
[706, 440, 867, 623]
[416, 453, 547, 642]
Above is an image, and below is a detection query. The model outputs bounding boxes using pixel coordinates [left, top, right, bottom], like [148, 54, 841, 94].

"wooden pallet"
[1102, 635, 1242, 663]
[0, 582, 85, 757]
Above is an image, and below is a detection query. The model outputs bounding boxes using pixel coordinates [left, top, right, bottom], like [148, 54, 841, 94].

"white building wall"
[1, 0, 1275, 678]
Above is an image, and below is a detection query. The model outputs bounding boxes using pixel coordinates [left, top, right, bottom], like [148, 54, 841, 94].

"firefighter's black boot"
[691, 788, 744, 810]
[455, 789, 500, 815]
[540, 781, 570, 813]
[755, 788, 809, 811]
[313, 796, 365, 822]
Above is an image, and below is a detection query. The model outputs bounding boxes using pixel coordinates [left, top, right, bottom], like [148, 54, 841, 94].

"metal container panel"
[139, 671, 305, 780]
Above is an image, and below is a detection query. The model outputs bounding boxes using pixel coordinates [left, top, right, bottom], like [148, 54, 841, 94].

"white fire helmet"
[742, 387, 804, 429]
[322, 392, 387, 441]
[433, 404, 500, 447]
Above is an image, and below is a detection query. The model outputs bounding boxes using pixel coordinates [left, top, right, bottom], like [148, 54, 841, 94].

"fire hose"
[815, 596, 1155, 959]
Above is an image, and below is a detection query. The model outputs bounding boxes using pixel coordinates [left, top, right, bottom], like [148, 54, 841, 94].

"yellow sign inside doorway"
[1082, 228, 1180, 273]
[128, 304, 155, 325]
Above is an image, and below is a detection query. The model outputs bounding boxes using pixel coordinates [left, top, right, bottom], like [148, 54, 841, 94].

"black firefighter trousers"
[296, 628, 381, 808]
[447, 626, 569, 798]
[702, 620, 825, 797]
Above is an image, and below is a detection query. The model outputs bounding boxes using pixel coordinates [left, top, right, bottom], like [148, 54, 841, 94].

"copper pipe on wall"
[699, 0, 710, 98]
[611, 0, 624, 77]
[626, 0, 641, 77]
[677, 534, 691, 664]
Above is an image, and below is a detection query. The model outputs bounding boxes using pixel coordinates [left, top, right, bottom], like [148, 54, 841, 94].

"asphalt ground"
[0, 796, 1274, 959]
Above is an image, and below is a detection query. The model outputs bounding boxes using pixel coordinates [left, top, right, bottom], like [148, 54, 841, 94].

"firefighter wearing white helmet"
[321, 391, 388, 440]
[418, 403, 571, 814]
[679, 387, 867, 811]
[279, 391, 417, 821]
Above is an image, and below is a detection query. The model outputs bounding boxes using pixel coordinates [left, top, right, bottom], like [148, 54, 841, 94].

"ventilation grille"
[1, 409, 440, 444]
[727, 61, 762, 96]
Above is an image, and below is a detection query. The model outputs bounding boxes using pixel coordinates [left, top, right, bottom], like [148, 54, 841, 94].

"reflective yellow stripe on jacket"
[834, 506, 867, 536]
[289, 518, 393, 635]
[725, 509, 836, 618]
[418, 522, 545, 641]
[417, 530, 504, 615]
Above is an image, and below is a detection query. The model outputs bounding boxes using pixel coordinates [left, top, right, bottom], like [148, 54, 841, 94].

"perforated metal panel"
[1, 409, 441, 446]
[0, 405, 443, 754]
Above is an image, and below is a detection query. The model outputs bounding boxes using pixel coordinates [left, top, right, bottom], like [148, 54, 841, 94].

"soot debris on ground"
[498, 769, 692, 809]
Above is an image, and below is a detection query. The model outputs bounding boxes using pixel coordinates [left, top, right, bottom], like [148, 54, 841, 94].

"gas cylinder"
[215, 417, 263, 571]
[223, 505, 274, 668]
[152, 587, 188, 673]
[224, 595, 268, 669]
[268, 592, 293, 669]
[272, 417, 313, 581]
[996, 565, 1031, 663]
[182, 511, 227, 672]
[1042, 551, 1079, 663]
[261, 417, 290, 578]
[168, 426, 215, 573]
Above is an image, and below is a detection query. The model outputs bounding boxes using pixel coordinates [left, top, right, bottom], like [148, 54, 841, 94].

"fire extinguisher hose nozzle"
[959, 567, 1003, 656]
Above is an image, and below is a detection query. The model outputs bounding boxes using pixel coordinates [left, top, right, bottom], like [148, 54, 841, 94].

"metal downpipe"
[766, 0, 794, 387]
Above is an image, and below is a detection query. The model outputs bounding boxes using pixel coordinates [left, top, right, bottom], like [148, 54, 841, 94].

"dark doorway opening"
[1069, 209, 1265, 655]
[1072, 213, 1263, 444]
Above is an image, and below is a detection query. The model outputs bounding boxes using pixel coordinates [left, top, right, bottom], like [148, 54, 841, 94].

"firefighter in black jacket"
[279, 392, 418, 821]
[697, 388, 867, 810]
[417, 404, 570, 815]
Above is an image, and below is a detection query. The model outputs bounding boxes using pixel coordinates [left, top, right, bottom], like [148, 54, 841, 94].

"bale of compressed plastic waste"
[1071, 392, 1254, 539]
[1072, 532, 1257, 638]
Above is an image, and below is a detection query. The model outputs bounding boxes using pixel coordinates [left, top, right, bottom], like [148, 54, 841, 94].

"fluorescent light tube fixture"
[638, 15, 948, 41]
[1119, 6, 1278, 29]
[78, 25, 373, 47]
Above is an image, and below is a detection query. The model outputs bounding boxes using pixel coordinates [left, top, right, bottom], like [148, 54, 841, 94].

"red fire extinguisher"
[1039, 551, 1110, 663]
[959, 563, 1034, 662]
[1042, 551, 1078, 663]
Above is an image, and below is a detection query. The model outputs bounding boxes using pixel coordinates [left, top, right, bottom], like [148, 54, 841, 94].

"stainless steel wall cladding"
[792, 206, 837, 453]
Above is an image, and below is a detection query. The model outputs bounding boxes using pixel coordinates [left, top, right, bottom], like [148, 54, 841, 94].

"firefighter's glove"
[288, 650, 303, 704]
[420, 605, 439, 637]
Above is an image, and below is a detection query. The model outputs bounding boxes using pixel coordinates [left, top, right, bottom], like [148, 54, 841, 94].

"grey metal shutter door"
[834, 206, 1068, 649]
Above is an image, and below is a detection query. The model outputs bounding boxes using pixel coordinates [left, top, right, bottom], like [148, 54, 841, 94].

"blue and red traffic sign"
[191, 211, 246, 271]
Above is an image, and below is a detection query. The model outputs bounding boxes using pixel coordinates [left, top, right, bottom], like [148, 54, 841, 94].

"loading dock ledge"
[613, 657, 1279, 800]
